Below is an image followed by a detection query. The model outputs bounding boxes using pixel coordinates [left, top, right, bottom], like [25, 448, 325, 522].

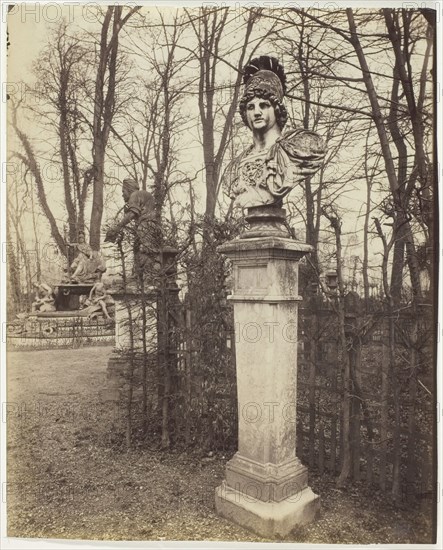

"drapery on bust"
[223, 56, 326, 209]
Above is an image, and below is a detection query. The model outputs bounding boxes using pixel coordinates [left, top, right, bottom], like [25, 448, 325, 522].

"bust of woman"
[223, 56, 326, 209]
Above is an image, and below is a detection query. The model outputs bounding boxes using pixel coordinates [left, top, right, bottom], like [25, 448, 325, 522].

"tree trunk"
[337, 301, 352, 487]
[380, 325, 389, 490]
[89, 6, 140, 249]
[90, 144, 105, 249]
[322, 209, 352, 486]
[58, 68, 77, 241]
[11, 105, 66, 256]
[406, 311, 418, 502]
[391, 312, 401, 502]
[29, 180, 41, 282]
[189, 7, 255, 230]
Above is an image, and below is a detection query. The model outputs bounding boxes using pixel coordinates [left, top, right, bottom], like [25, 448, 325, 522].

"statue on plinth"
[104, 178, 160, 278]
[65, 230, 106, 283]
[215, 56, 326, 538]
[223, 56, 326, 224]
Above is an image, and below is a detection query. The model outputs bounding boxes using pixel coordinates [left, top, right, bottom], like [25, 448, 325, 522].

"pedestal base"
[225, 453, 309, 502]
[215, 481, 320, 538]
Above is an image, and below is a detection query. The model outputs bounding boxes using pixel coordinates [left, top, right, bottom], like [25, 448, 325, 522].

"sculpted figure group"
[66, 230, 106, 284]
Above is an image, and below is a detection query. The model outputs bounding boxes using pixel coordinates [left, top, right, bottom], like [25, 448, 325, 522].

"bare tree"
[362, 124, 382, 310]
[10, 99, 67, 256]
[109, 10, 193, 231]
[89, 5, 141, 249]
[10, 9, 141, 255]
[30, 22, 93, 242]
[322, 205, 353, 486]
[186, 7, 258, 230]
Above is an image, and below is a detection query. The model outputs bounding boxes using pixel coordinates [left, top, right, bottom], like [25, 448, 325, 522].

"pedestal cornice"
[218, 236, 313, 261]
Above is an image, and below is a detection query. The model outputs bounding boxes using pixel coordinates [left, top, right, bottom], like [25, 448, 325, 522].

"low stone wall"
[6, 315, 115, 350]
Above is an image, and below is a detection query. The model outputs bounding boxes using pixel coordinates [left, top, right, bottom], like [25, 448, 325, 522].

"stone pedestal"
[111, 288, 157, 352]
[106, 287, 158, 395]
[106, 247, 180, 395]
[215, 206, 319, 538]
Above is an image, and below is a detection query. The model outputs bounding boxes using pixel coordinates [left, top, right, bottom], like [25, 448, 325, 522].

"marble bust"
[223, 56, 326, 209]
